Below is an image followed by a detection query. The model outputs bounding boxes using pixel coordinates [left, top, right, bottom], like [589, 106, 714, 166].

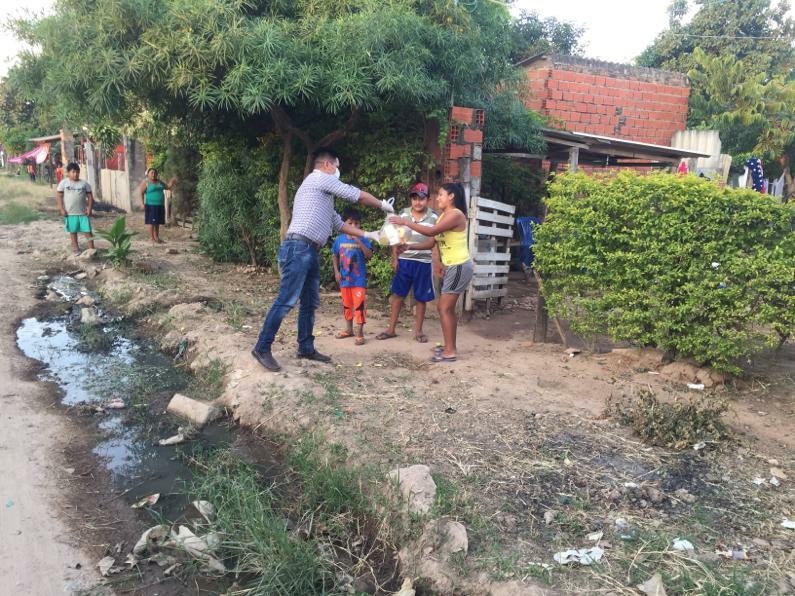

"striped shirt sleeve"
[317, 175, 361, 203]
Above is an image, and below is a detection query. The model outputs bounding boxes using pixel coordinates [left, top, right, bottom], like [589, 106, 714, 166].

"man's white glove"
[380, 198, 395, 213]
[363, 231, 381, 242]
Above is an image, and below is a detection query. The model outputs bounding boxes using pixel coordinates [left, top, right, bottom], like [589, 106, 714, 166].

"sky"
[0, 0, 675, 78]
[513, 0, 673, 64]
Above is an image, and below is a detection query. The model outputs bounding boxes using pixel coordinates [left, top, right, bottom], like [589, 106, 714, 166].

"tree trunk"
[242, 230, 258, 267]
[278, 131, 294, 239]
[781, 155, 794, 203]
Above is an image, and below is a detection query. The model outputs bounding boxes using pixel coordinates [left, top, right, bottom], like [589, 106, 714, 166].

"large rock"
[387, 464, 436, 515]
[167, 393, 219, 428]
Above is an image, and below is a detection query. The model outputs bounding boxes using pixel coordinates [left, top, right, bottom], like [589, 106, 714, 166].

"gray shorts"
[441, 260, 473, 294]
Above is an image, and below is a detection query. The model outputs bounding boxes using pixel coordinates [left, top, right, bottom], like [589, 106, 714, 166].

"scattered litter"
[444, 407, 456, 414]
[148, 552, 178, 568]
[131, 493, 160, 509]
[157, 427, 194, 446]
[623, 482, 639, 489]
[770, 467, 788, 479]
[586, 531, 604, 542]
[173, 339, 188, 363]
[711, 262, 720, 269]
[647, 371, 660, 375]
[673, 488, 697, 504]
[170, 526, 226, 573]
[564, 348, 581, 357]
[124, 553, 137, 568]
[553, 546, 604, 565]
[191, 500, 216, 523]
[543, 510, 557, 525]
[97, 556, 121, 577]
[672, 538, 695, 551]
[614, 518, 637, 540]
[637, 572, 668, 596]
[395, 577, 416, 596]
[770, 476, 781, 487]
[563, 457, 573, 467]
[133, 525, 170, 556]
[781, 520, 795, 530]
[105, 398, 126, 410]
[686, 383, 705, 390]
[753, 477, 766, 486]
[716, 543, 749, 560]
[693, 441, 706, 451]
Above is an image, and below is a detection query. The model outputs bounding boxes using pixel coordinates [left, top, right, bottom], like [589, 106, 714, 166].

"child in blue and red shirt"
[331, 207, 373, 345]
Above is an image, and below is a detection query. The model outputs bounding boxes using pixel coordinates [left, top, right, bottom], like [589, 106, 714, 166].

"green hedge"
[534, 172, 795, 373]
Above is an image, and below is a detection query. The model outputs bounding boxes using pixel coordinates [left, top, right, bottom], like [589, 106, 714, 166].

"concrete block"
[167, 393, 219, 428]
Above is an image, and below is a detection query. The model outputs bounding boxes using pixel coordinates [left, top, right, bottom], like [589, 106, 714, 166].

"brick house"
[520, 54, 690, 146]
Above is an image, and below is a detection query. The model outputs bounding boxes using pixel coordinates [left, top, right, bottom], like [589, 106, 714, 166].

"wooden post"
[462, 156, 476, 314]
[533, 283, 548, 342]
[569, 147, 579, 173]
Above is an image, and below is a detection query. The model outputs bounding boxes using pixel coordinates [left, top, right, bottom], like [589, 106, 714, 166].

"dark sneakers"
[297, 350, 332, 363]
[251, 350, 281, 372]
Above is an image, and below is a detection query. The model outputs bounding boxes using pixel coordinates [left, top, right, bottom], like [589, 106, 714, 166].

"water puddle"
[16, 277, 238, 516]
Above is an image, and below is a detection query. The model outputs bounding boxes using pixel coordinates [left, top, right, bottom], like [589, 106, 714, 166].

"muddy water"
[16, 282, 235, 518]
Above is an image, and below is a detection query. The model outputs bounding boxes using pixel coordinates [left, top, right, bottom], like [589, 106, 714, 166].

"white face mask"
[334, 167, 341, 179]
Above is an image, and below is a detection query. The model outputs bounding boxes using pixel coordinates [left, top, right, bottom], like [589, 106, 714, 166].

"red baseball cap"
[409, 182, 429, 198]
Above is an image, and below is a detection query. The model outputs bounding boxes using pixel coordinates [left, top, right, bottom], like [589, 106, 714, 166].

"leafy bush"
[196, 139, 282, 266]
[96, 216, 136, 265]
[534, 172, 795, 372]
[609, 389, 730, 449]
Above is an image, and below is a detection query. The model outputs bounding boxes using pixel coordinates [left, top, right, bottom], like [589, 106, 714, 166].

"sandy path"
[0, 243, 96, 594]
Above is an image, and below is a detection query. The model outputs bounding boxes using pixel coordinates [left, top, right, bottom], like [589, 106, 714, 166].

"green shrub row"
[534, 172, 795, 373]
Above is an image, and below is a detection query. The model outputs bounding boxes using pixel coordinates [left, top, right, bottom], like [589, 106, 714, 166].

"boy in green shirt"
[55, 163, 95, 256]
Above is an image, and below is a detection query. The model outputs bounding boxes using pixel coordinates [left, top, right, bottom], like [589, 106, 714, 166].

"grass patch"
[223, 300, 245, 330]
[191, 358, 228, 400]
[191, 452, 336, 595]
[608, 388, 731, 449]
[106, 287, 135, 307]
[188, 434, 403, 594]
[128, 267, 182, 291]
[0, 201, 42, 225]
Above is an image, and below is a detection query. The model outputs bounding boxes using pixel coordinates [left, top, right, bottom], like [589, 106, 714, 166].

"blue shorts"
[390, 259, 435, 303]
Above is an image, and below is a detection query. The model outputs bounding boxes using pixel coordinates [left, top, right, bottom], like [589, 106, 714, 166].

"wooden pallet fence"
[465, 196, 515, 311]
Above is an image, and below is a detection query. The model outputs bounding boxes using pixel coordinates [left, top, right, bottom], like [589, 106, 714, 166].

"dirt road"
[0, 242, 95, 594]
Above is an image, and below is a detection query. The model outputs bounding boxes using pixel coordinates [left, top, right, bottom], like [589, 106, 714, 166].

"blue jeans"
[254, 239, 320, 355]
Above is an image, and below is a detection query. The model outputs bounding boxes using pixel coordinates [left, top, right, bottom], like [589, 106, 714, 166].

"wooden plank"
[473, 264, 509, 274]
[476, 225, 513, 238]
[477, 197, 516, 214]
[474, 252, 510, 261]
[471, 288, 509, 299]
[473, 275, 508, 286]
[476, 209, 515, 225]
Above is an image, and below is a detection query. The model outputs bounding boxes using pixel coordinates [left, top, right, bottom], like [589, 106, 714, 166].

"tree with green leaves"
[509, 9, 584, 63]
[637, 0, 795, 77]
[0, 80, 44, 155]
[9, 0, 539, 236]
[688, 48, 795, 200]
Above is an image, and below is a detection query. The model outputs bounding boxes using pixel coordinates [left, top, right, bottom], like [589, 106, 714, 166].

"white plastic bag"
[376, 197, 410, 246]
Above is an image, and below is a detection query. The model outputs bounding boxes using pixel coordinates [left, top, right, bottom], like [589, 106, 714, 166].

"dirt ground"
[2, 179, 795, 594]
[0, 236, 99, 594]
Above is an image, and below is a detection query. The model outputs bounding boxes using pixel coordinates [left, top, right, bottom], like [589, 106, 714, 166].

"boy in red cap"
[377, 182, 439, 343]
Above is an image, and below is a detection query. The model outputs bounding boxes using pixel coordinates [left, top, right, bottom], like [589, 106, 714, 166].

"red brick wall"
[523, 56, 689, 146]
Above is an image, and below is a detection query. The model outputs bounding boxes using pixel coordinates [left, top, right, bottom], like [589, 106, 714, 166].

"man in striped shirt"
[252, 147, 392, 372]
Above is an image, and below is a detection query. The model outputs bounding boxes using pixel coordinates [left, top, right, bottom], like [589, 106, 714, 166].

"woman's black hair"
[440, 182, 467, 215]
[146, 167, 158, 177]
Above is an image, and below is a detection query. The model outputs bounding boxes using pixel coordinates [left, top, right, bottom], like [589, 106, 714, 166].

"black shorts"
[144, 204, 165, 225]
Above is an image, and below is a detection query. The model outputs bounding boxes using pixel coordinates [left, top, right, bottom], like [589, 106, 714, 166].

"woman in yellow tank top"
[389, 183, 472, 362]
